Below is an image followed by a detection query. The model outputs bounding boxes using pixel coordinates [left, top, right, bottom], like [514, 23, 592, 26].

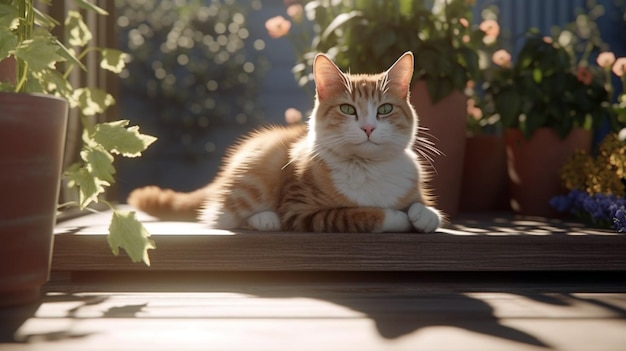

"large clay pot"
[0, 57, 16, 85]
[504, 127, 592, 217]
[0, 92, 68, 306]
[410, 81, 467, 217]
[460, 134, 509, 212]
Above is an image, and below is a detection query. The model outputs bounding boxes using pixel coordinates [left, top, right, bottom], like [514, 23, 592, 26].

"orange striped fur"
[127, 52, 442, 232]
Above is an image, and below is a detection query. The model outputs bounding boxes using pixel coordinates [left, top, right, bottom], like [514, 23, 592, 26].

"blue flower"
[551, 189, 626, 231]
[611, 205, 626, 232]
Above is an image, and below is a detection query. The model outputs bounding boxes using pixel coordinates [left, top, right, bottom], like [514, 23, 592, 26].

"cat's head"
[309, 52, 418, 161]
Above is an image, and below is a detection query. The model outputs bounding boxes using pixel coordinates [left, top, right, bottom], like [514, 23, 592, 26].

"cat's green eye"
[377, 103, 393, 115]
[339, 104, 356, 115]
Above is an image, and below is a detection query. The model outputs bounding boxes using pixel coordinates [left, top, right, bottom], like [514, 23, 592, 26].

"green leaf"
[92, 120, 157, 157]
[64, 166, 109, 209]
[65, 10, 92, 47]
[14, 35, 65, 72]
[71, 87, 114, 115]
[320, 10, 363, 42]
[532, 68, 542, 83]
[100, 49, 127, 73]
[35, 69, 73, 95]
[107, 210, 155, 266]
[495, 88, 522, 128]
[0, 4, 18, 30]
[33, 7, 59, 30]
[81, 145, 115, 183]
[0, 30, 17, 59]
[73, 0, 109, 16]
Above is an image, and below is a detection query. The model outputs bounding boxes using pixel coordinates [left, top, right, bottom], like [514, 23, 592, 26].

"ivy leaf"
[0, 4, 18, 31]
[71, 87, 115, 115]
[92, 120, 157, 157]
[14, 35, 65, 72]
[100, 49, 128, 73]
[108, 210, 156, 266]
[81, 145, 115, 183]
[64, 165, 109, 209]
[0, 30, 16, 60]
[73, 0, 109, 15]
[35, 69, 73, 96]
[65, 10, 92, 47]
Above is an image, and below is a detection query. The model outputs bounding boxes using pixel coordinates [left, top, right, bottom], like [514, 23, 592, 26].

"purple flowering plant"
[550, 190, 626, 231]
[551, 130, 626, 232]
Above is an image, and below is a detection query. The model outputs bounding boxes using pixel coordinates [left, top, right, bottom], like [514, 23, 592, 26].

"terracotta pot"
[504, 127, 592, 217]
[0, 57, 16, 85]
[410, 81, 467, 217]
[460, 134, 509, 212]
[0, 92, 68, 306]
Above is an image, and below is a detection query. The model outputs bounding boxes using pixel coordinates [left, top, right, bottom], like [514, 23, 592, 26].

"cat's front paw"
[381, 209, 412, 233]
[247, 211, 281, 231]
[408, 203, 441, 233]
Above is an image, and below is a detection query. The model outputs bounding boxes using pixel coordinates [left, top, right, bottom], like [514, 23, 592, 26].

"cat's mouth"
[360, 139, 380, 146]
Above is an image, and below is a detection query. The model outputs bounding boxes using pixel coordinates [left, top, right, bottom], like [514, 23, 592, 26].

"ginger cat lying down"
[128, 52, 442, 233]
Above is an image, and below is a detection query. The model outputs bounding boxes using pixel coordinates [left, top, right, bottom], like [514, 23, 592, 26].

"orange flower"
[576, 66, 593, 85]
[479, 19, 500, 38]
[597, 52, 616, 69]
[612, 57, 626, 77]
[492, 49, 511, 67]
[265, 16, 291, 39]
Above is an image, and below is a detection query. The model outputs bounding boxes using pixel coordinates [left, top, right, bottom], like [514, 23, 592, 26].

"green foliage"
[487, 35, 609, 139]
[116, 0, 265, 161]
[0, 0, 157, 265]
[285, 0, 482, 103]
[108, 210, 156, 266]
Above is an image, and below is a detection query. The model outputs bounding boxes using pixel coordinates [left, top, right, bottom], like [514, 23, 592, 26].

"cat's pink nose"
[361, 124, 375, 137]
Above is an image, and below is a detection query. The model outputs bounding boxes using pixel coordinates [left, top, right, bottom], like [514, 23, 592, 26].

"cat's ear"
[314, 54, 349, 101]
[385, 52, 414, 98]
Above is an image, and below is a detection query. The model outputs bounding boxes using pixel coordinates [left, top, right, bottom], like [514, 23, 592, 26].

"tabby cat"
[127, 52, 442, 233]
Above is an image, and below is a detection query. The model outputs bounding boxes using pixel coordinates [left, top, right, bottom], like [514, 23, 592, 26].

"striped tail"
[126, 186, 207, 221]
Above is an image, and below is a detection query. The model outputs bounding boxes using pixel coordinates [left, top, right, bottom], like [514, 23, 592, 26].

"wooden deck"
[1, 209, 625, 350]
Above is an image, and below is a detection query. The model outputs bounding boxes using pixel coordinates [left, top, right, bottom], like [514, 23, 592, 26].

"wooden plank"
[52, 210, 626, 272]
[4, 290, 626, 351]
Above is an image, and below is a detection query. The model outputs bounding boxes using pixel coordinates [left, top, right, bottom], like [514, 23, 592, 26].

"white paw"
[381, 209, 412, 232]
[247, 211, 281, 231]
[408, 203, 441, 233]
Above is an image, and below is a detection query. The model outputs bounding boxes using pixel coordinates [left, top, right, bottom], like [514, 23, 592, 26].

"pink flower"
[459, 18, 469, 28]
[611, 57, 626, 77]
[479, 19, 500, 38]
[287, 4, 303, 23]
[597, 52, 616, 69]
[492, 49, 511, 67]
[265, 16, 291, 39]
[576, 66, 592, 85]
[543, 36, 553, 44]
[284, 108, 303, 124]
[466, 99, 482, 120]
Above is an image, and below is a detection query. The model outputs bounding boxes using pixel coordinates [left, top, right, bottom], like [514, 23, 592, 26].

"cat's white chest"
[329, 154, 417, 208]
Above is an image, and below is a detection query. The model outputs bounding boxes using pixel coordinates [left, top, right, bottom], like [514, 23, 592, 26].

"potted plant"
[267, 0, 484, 217]
[551, 129, 626, 231]
[487, 34, 610, 216]
[0, 0, 156, 306]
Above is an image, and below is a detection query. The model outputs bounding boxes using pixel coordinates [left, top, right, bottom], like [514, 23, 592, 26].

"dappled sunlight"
[448, 213, 618, 236]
